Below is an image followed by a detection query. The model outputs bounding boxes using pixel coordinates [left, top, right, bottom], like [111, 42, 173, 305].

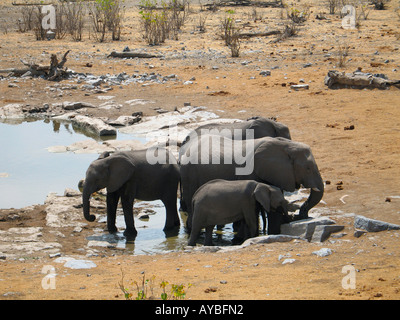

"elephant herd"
[82, 117, 324, 246]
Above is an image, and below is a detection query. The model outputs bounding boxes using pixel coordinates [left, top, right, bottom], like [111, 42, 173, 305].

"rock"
[22, 104, 49, 114]
[311, 224, 345, 242]
[107, 115, 141, 127]
[46, 30, 55, 40]
[0, 103, 24, 119]
[132, 111, 144, 117]
[49, 253, 61, 258]
[62, 101, 96, 110]
[72, 115, 117, 136]
[64, 188, 81, 197]
[281, 217, 336, 241]
[45, 193, 88, 228]
[312, 248, 332, 257]
[290, 84, 309, 90]
[241, 234, 300, 247]
[156, 108, 169, 114]
[354, 215, 400, 232]
[259, 70, 271, 77]
[138, 213, 149, 220]
[63, 259, 97, 269]
[354, 229, 367, 238]
[282, 258, 296, 265]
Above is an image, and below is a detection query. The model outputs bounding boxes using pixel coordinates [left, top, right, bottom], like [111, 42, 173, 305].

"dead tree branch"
[324, 70, 400, 89]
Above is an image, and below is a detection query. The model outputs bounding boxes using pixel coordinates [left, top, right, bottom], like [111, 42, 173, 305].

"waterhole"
[0, 118, 237, 254]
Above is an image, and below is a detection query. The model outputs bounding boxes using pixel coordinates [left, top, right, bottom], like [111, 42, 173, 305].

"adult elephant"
[179, 116, 292, 212]
[180, 135, 324, 231]
[188, 179, 289, 246]
[82, 149, 180, 238]
[180, 117, 291, 151]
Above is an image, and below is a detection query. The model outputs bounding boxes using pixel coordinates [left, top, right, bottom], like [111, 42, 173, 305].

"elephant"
[188, 179, 289, 246]
[178, 116, 291, 212]
[180, 135, 324, 231]
[180, 116, 291, 153]
[82, 148, 180, 238]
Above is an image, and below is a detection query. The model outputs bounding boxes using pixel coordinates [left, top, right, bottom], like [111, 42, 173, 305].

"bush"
[219, 10, 241, 57]
[89, 0, 125, 42]
[139, 0, 189, 45]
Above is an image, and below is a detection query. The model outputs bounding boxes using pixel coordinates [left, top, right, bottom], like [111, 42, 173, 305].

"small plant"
[276, 21, 298, 42]
[219, 9, 242, 56]
[326, 0, 339, 14]
[139, 0, 169, 45]
[63, 0, 86, 41]
[170, 283, 192, 300]
[17, 6, 35, 33]
[286, 6, 310, 24]
[119, 270, 192, 300]
[32, 5, 47, 40]
[230, 34, 240, 58]
[197, 12, 208, 33]
[139, 0, 188, 45]
[337, 41, 349, 68]
[89, 0, 125, 42]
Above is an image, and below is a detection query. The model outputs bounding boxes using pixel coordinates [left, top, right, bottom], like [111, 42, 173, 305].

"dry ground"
[0, 0, 400, 300]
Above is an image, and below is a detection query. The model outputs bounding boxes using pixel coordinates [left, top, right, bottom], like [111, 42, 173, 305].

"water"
[0, 118, 138, 209]
[88, 200, 236, 255]
[0, 118, 237, 254]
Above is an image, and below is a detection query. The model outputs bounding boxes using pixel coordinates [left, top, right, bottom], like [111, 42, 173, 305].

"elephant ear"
[106, 154, 135, 193]
[253, 184, 271, 212]
[253, 138, 296, 192]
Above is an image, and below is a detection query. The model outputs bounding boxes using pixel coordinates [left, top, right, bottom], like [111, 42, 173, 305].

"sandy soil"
[0, 0, 400, 300]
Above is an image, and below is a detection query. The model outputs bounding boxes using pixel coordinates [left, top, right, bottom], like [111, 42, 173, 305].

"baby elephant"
[188, 179, 288, 246]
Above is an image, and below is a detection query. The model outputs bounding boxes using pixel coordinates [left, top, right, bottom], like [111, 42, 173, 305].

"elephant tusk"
[311, 187, 321, 192]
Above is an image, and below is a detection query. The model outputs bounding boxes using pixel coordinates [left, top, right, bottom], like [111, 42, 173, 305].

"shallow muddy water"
[89, 200, 237, 255]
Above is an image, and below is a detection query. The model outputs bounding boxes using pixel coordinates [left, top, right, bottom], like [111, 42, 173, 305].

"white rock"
[282, 258, 296, 265]
[312, 248, 332, 257]
[64, 259, 97, 269]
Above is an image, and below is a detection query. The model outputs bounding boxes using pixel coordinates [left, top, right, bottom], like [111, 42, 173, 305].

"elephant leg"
[121, 193, 137, 239]
[162, 195, 180, 230]
[232, 220, 245, 245]
[187, 224, 201, 246]
[267, 209, 283, 235]
[204, 225, 214, 246]
[106, 190, 120, 234]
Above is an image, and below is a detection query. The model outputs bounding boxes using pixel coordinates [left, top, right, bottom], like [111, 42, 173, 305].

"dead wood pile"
[324, 70, 400, 89]
[0, 50, 71, 81]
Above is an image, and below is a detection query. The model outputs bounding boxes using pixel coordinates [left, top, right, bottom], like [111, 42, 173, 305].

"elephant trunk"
[82, 186, 96, 222]
[298, 178, 324, 219]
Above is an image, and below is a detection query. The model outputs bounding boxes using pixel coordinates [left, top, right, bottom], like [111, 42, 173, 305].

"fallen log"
[324, 70, 400, 89]
[107, 51, 162, 59]
[238, 30, 281, 38]
[1, 50, 71, 80]
[204, 0, 283, 8]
